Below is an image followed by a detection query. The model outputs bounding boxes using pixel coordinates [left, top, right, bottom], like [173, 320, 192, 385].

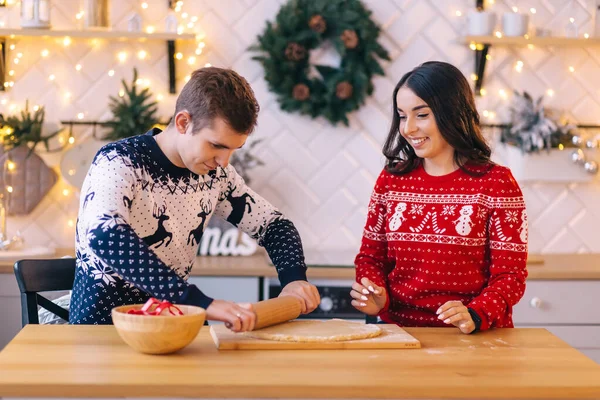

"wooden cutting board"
[210, 323, 421, 350]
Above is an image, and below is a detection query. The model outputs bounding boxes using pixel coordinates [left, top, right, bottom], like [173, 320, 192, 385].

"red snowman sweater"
[355, 163, 528, 331]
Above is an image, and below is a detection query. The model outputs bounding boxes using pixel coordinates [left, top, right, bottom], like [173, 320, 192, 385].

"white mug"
[502, 12, 529, 36]
[467, 10, 497, 36]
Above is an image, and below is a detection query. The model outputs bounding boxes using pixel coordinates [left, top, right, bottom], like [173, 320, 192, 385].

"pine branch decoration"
[104, 68, 160, 141]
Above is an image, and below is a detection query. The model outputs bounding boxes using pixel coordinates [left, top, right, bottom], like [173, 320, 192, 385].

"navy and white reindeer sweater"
[70, 128, 307, 324]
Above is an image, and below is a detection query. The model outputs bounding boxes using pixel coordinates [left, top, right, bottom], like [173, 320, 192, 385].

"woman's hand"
[437, 301, 475, 334]
[350, 277, 387, 316]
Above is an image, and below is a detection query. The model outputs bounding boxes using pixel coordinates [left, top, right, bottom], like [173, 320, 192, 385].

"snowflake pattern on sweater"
[70, 129, 307, 324]
[355, 163, 528, 331]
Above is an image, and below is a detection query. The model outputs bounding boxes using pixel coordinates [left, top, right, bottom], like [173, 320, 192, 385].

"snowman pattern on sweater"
[355, 163, 528, 331]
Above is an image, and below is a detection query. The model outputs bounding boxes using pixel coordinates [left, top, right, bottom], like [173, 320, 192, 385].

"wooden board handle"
[252, 296, 303, 330]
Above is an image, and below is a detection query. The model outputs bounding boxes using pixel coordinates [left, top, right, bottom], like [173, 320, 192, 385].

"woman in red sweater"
[352, 61, 528, 334]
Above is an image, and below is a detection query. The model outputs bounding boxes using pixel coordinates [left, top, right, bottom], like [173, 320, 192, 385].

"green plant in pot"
[0, 101, 60, 217]
[0, 101, 63, 155]
[103, 68, 160, 141]
[500, 90, 575, 153]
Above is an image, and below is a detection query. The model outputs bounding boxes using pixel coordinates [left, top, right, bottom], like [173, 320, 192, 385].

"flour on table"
[245, 319, 382, 342]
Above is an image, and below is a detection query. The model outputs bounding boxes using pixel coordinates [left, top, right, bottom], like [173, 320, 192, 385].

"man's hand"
[350, 277, 387, 316]
[205, 300, 256, 332]
[279, 281, 320, 314]
[436, 301, 475, 334]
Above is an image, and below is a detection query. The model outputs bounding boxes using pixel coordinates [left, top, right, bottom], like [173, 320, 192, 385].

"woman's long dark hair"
[383, 61, 492, 176]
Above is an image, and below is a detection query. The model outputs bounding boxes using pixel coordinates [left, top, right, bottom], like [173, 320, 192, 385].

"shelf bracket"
[474, 0, 489, 96]
[474, 43, 489, 96]
[167, 0, 176, 94]
[0, 37, 5, 92]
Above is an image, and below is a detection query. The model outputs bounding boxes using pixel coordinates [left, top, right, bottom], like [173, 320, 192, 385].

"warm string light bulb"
[63, 37, 72, 46]
[515, 60, 524, 72]
[108, 69, 115, 77]
[6, 186, 13, 193]
[137, 50, 148, 60]
[146, 26, 155, 34]
[75, 64, 82, 71]
[62, 189, 70, 196]
[7, 161, 15, 171]
[41, 49, 49, 57]
[68, 136, 75, 144]
[547, 89, 554, 97]
[77, 112, 84, 120]
[141, 2, 148, 9]
[455, 11, 462, 17]
[118, 51, 128, 63]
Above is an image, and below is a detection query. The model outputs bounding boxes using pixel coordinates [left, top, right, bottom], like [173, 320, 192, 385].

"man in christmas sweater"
[352, 61, 528, 333]
[70, 67, 320, 329]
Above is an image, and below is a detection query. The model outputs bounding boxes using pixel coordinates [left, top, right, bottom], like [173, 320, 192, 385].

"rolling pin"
[251, 296, 303, 330]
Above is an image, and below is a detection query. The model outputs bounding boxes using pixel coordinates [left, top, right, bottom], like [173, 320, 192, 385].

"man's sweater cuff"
[278, 268, 308, 288]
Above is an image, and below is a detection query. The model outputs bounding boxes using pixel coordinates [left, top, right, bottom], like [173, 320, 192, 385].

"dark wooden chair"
[13, 258, 76, 326]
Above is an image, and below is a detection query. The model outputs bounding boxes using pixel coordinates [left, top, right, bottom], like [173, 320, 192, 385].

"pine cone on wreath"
[341, 29, 359, 49]
[292, 84, 310, 101]
[285, 42, 307, 61]
[309, 15, 326, 33]
[336, 82, 353, 100]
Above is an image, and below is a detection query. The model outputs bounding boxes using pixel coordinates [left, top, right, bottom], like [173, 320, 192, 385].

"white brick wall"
[1, 0, 599, 254]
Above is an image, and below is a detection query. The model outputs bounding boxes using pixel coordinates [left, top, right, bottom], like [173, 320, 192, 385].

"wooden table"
[0, 325, 599, 399]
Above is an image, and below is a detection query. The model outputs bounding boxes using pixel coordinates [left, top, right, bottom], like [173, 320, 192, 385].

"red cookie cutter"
[127, 298, 184, 316]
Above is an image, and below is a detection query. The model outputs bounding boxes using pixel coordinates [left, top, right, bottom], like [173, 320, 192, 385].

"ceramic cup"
[502, 12, 529, 36]
[467, 10, 497, 36]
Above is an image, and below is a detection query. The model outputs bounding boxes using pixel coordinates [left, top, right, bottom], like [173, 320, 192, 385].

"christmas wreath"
[252, 0, 390, 125]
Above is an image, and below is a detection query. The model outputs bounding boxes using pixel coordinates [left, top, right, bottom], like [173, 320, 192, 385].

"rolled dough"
[245, 319, 382, 342]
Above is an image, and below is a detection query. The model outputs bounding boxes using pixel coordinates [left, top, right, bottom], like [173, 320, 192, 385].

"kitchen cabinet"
[514, 280, 600, 363]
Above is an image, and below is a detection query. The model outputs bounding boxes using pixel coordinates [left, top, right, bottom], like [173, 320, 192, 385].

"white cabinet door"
[514, 281, 600, 324]
[187, 277, 260, 304]
[0, 274, 23, 350]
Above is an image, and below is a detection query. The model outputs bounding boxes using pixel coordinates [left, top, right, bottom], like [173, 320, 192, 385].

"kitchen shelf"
[463, 35, 600, 47]
[0, 28, 196, 41]
[464, 34, 600, 95]
[0, 28, 198, 94]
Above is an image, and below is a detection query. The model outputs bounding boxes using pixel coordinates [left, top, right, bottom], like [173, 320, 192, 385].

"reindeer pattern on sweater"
[71, 129, 306, 324]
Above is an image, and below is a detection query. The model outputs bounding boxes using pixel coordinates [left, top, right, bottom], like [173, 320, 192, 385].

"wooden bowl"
[111, 304, 206, 355]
